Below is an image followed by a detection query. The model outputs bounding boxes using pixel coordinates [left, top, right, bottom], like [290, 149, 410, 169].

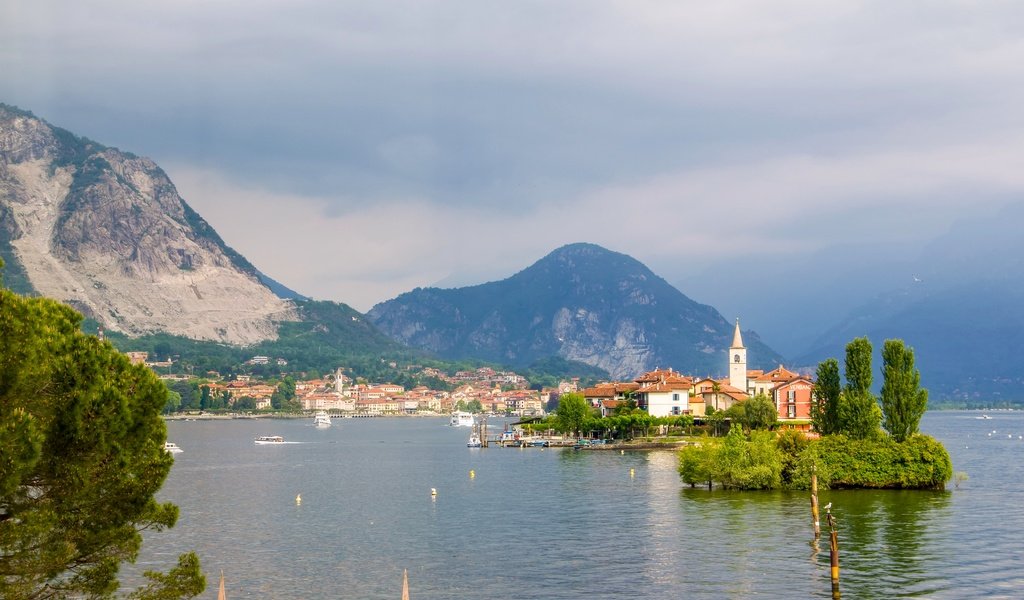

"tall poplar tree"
[840, 337, 882, 439]
[0, 259, 203, 599]
[880, 339, 928, 442]
[812, 358, 841, 435]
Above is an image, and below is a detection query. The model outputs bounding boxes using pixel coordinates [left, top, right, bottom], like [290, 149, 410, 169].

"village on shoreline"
[148, 320, 821, 431]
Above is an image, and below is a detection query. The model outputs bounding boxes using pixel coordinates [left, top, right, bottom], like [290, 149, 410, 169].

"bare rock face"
[0, 104, 295, 344]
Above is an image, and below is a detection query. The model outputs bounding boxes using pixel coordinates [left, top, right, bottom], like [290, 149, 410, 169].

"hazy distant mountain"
[0, 102, 302, 344]
[796, 202, 1024, 400]
[368, 243, 784, 379]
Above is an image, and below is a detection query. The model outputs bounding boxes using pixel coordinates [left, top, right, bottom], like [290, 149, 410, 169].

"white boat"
[313, 411, 332, 427]
[254, 435, 285, 444]
[163, 442, 183, 454]
[976, 414, 993, 420]
[449, 411, 475, 427]
[467, 433, 482, 448]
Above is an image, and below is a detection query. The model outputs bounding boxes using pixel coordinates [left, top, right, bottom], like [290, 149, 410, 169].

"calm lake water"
[131, 411, 1024, 599]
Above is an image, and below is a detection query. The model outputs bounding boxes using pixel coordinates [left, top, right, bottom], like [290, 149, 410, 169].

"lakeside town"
[141, 320, 815, 427]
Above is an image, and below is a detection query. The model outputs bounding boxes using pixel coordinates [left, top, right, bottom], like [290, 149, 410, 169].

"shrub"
[815, 434, 951, 489]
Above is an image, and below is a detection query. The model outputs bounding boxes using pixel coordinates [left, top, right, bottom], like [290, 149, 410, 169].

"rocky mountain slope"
[0, 103, 296, 344]
[368, 243, 784, 379]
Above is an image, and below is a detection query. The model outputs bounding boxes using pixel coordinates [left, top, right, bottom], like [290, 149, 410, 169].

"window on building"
[673, 393, 679, 402]
[672, 406, 680, 415]
[788, 403, 796, 419]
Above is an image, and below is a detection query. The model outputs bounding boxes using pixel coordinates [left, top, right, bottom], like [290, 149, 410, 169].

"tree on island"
[742, 394, 778, 430]
[812, 358, 841, 435]
[554, 392, 591, 438]
[0, 259, 204, 599]
[839, 337, 883, 439]
[880, 339, 928, 442]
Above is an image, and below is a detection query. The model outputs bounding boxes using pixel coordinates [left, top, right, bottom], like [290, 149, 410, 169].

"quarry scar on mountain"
[0, 105, 296, 345]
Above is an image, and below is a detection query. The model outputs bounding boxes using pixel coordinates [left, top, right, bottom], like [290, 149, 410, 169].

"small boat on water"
[977, 414, 993, 420]
[163, 442, 183, 454]
[467, 433, 482, 448]
[449, 411, 475, 427]
[254, 435, 285, 445]
[313, 411, 332, 427]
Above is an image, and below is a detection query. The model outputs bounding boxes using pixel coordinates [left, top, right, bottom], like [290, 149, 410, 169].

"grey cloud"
[4, 0, 1024, 311]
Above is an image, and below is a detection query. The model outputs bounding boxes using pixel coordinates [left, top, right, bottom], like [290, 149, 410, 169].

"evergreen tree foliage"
[840, 337, 882, 439]
[812, 358, 841, 435]
[844, 337, 874, 395]
[880, 339, 929, 442]
[0, 273, 203, 599]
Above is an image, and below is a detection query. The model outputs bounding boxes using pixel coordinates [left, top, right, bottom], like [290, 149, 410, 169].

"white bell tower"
[729, 318, 747, 393]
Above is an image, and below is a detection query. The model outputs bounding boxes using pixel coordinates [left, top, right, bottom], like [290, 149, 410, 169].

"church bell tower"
[729, 318, 747, 393]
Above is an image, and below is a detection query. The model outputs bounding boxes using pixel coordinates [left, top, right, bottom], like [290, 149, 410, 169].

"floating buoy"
[430, 487, 437, 497]
[295, 494, 301, 505]
[630, 468, 635, 478]
[469, 470, 475, 479]
[620, 450, 625, 455]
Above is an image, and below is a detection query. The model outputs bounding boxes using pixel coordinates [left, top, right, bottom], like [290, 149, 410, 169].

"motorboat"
[976, 414, 993, 420]
[449, 411, 475, 427]
[254, 435, 285, 444]
[163, 442, 183, 454]
[313, 411, 332, 427]
[467, 433, 482, 448]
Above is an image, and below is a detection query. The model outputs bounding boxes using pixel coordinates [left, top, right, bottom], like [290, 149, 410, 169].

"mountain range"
[3, 101, 1023, 400]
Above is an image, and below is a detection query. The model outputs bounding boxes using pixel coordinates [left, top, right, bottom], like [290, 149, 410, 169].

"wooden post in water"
[811, 466, 821, 539]
[401, 568, 409, 600]
[826, 504, 840, 597]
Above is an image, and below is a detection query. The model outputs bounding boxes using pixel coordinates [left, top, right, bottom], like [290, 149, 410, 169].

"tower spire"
[731, 318, 744, 349]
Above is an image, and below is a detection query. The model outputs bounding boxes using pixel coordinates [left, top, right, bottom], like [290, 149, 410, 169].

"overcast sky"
[3, 0, 1023, 313]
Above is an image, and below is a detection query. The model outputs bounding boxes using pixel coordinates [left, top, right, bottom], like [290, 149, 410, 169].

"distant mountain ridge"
[368, 243, 784, 379]
[796, 202, 1024, 401]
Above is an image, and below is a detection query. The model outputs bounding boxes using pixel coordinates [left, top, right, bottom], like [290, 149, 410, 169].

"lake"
[131, 411, 1024, 598]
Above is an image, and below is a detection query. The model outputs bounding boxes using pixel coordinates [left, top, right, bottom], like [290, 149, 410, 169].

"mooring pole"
[826, 504, 840, 598]
[811, 466, 821, 539]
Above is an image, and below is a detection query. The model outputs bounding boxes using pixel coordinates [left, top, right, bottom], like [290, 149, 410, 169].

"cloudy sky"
[3, 0, 1023, 320]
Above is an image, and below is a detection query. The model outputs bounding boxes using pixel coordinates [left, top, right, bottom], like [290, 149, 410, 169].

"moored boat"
[313, 411, 332, 427]
[467, 433, 482, 448]
[449, 411, 475, 427]
[163, 442, 183, 454]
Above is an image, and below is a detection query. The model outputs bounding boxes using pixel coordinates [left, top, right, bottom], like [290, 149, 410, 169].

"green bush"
[678, 430, 951, 491]
[813, 434, 951, 489]
[677, 425, 782, 490]
[677, 438, 718, 487]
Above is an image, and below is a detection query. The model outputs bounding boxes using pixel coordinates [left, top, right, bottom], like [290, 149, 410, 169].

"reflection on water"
[128, 412, 1024, 599]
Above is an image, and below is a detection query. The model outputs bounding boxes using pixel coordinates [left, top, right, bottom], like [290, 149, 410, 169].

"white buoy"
[430, 487, 437, 497]
[295, 494, 301, 506]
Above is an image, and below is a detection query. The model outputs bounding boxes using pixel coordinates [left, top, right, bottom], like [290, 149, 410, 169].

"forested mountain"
[368, 243, 784, 379]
